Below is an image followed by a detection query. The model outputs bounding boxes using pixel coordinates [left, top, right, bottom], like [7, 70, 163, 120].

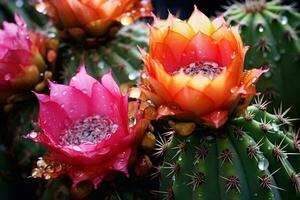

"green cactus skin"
[155, 101, 300, 200]
[59, 22, 148, 84]
[223, 0, 300, 117]
[0, 0, 47, 28]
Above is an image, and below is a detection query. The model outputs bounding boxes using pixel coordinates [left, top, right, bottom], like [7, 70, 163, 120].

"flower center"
[173, 61, 224, 79]
[59, 115, 118, 145]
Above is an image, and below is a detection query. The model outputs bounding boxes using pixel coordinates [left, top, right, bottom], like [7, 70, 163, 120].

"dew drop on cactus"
[224, 0, 300, 117]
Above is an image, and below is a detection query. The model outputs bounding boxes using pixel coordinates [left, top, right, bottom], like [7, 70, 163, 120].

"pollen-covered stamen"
[59, 115, 118, 145]
[173, 61, 224, 79]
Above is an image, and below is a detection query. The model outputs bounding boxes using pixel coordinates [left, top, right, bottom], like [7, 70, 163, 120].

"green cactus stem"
[223, 0, 300, 117]
[155, 98, 300, 199]
[59, 22, 148, 84]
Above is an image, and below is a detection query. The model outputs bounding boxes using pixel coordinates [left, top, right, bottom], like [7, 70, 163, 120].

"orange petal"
[187, 8, 214, 35]
[181, 32, 220, 66]
[151, 42, 178, 73]
[173, 86, 215, 117]
[187, 73, 211, 92]
[201, 110, 228, 128]
[146, 76, 172, 102]
[212, 16, 227, 30]
[169, 71, 192, 97]
[66, 0, 99, 26]
[47, 0, 79, 28]
[239, 68, 269, 96]
[163, 30, 191, 64]
[170, 17, 195, 39]
[203, 55, 243, 107]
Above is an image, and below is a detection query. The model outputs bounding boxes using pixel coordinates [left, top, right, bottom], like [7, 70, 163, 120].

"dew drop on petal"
[258, 157, 269, 170]
[29, 132, 38, 139]
[4, 73, 11, 81]
[98, 147, 110, 155]
[62, 91, 67, 96]
[121, 14, 134, 26]
[72, 146, 82, 151]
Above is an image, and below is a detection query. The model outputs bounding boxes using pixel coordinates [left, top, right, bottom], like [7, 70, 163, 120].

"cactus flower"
[140, 8, 267, 128]
[24, 66, 143, 188]
[44, 0, 152, 40]
[0, 14, 46, 104]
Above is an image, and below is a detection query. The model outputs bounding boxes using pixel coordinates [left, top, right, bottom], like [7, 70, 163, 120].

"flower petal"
[36, 94, 72, 142]
[69, 65, 98, 97]
[101, 71, 121, 97]
[187, 8, 214, 35]
[49, 81, 91, 121]
[173, 86, 215, 116]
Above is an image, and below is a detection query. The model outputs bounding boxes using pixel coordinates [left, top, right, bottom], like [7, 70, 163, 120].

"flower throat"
[172, 61, 224, 80]
[59, 115, 118, 145]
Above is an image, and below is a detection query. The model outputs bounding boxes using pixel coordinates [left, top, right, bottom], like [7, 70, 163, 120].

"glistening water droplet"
[258, 157, 269, 170]
[281, 16, 288, 25]
[258, 25, 264, 33]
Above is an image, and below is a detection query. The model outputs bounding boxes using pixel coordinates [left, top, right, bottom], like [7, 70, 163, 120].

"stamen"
[172, 61, 224, 79]
[59, 115, 118, 145]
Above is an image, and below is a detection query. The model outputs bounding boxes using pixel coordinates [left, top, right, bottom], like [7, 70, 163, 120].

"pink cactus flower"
[0, 14, 46, 103]
[24, 66, 141, 188]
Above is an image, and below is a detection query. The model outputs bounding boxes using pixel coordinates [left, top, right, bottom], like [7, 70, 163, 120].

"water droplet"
[61, 104, 65, 108]
[205, 136, 214, 141]
[258, 25, 264, 33]
[62, 91, 67, 96]
[82, 89, 87, 94]
[129, 116, 136, 127]
[16, 0, 23, 8]
[281, 16, 288, 25]
[258, 157, 269, 170]
[35, 1, 47, 14]
[29, 132, 37, 139]
[121, 14, 134, 26]
[253, 193, 258, 197]
[53, 92, 58, 96]
[128, 71, 140, 80]
[264, 71, 271, 78]
[97, 62, 105, 69]
[98, 147, 110, 155]
[4, 73, 11, 81]
[141, 72, 148, 79]
[72, 146, 82, 151]
[274, 55, 280, 61]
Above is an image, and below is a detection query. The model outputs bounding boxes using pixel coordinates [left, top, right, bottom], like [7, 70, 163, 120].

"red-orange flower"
[140, 8, 267, 128]
[43, 0, 152, 40]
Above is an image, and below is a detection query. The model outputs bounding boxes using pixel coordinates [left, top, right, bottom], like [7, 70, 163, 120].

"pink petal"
[49, 81, 91, 121]
[69, 65, 98, 97]
[36, 93, 72, 142]
[101, 71, 121, 97]
[91, 82, 122, 123]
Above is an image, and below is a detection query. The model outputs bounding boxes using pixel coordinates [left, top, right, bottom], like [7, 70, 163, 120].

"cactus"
[223, 0, 300, 117]
[0, 0, 47, 28]
[59, 22, 148, 84]
[155, 98, 300, 200]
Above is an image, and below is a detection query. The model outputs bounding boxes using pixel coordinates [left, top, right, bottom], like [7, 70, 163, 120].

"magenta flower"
[24, 66, 140, 188]
[0, 14, 46, 103]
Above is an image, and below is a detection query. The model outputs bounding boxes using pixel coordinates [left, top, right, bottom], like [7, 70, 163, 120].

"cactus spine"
[156, 100, 300, 199]
[223, 0, 300, 116]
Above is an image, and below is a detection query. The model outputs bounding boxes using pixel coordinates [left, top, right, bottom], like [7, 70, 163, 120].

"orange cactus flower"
[140, 8, 267, 128]
[43, 0, 152, 40]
